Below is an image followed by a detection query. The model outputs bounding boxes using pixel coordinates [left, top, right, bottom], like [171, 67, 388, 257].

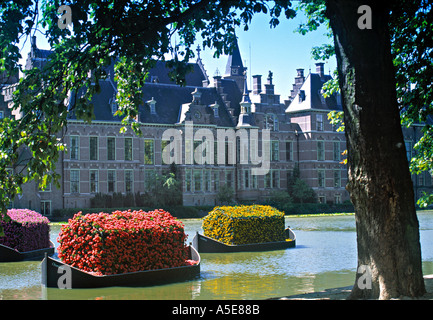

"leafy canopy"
[298, 0, 433, 207]
[0, 1, 297, 226]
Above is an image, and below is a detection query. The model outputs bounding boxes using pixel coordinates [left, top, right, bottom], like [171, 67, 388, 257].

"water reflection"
[0, 211, 432, 300]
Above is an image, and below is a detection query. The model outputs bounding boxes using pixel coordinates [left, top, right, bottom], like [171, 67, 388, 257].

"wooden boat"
[41, 245, 200, 288]
[0, 241, 55, 262]
[192, 227, 296, 253]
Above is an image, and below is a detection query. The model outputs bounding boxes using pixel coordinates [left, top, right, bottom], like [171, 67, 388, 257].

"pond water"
[1, 211, 433, 300]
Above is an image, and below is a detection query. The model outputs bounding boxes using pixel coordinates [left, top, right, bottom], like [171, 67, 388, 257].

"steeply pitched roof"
[225, 40, 244, 76]
[145, 60, 208, 87]
[285, 72, 342, 113]
[68, 62, 235, 128]
[140, 83, 234, 127]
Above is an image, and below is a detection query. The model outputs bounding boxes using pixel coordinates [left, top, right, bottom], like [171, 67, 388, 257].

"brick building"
[2, 36, 430, 216]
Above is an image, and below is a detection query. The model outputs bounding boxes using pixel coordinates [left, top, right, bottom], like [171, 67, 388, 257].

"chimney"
[264, 70, 274, 95]
[316, 62, 325, 78]
[295, 68, 305, 86]
[213, 72, 222, 89]
[252, 75, 262, 95]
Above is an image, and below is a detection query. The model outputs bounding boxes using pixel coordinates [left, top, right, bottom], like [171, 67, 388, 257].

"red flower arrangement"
[57, 209, 195, 275]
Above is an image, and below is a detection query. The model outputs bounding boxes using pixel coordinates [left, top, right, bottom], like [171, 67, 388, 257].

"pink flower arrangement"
[0, 209, 51, 252]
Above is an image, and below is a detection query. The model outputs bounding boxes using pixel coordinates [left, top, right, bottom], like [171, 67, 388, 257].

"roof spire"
[225, 37, 244, 77]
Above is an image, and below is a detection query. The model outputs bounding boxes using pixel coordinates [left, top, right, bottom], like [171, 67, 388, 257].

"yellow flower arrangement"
[202, 205, 286, 245]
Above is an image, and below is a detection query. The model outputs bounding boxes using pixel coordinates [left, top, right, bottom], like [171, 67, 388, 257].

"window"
[89, 137, 98, 160]
[39, 182, 51, 192]
[271, 141, 279, 161]
[183, 139, 191, 165]
[0, 111, 4, 119]
[318, 169, 325, 188]
[70, 170, 80, 193]
[316, 114, 324, 131]
[264, 170, 279, 188]
[252, 174, 258, 189]
[226, 171, 234, 188]
[70, 136, 79, 160]
[90, 170, 99, 193]
[214, 141, 218, 165]
[125, 170, 133, 193]
[124, 138, 133, 161]
[333, 141, 341, 162]
[426, 172, 432, 187]
[108, 170, 116, 193]
[334, 194, 341, 204]
[244, 169, 250, 189]
[265, 114, 279, 131]
[405, 141, 412, 162]
[299, 90, 305, 102]
[286, 141, 293, 161]
[161, 139, 170, 164]
[334, 170, 341, 188]
[110, 97, 118, 115]
[194, 140, 203, 165]
[107, 137, 116, 160]
[264, 171, 271, 188]
[225, 141, 235, 165]
[318, 195, 326, 204]
[194, 170, 202, 192]
[144, 169, 154, 190]
[213, 171, 219, 191]
[272, 170, 280, 188]
[419, 174, 424, 186]
[41, 201, 51, 216]
[185, 169, 192, 192]
[204, 170, 211, 192]
[144, 139, 154, 164]
[317, 140, 325, 161]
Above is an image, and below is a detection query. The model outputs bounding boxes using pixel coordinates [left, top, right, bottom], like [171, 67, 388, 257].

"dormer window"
[109, 96, 118, 115]
[146, 97, 157, 115]
[299, 90, 306, 102]
[210, 102, 219, 118]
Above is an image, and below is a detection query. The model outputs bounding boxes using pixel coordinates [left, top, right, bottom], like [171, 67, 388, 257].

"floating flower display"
[57, 209, 192, 275]
[202, 205, 286, 245]
[0, 209, 51, 252]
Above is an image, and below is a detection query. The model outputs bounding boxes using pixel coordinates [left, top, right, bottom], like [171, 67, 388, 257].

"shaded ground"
[271, 275, 433, 300]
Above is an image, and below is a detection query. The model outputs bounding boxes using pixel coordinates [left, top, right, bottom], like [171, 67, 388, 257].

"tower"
[224, 38, 247, 93]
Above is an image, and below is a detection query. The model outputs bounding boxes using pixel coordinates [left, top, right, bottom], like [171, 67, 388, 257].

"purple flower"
[0, 209, 50, 252]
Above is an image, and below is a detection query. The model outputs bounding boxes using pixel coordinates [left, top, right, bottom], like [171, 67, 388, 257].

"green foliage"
[90, 172, 182, 209]
[327, 110, 344, 132]
[216, 185, 235, 205]
[53, 205, 201, 220]
[291, 178, 317, 204]
[391, 0, 433, 206]
[298, 0, 433, 206]
[0, 0, 297, 227]
[286, 164, 317, 204]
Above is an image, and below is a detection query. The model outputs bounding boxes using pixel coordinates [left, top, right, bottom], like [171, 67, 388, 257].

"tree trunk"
[325, 0, 426, 299]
